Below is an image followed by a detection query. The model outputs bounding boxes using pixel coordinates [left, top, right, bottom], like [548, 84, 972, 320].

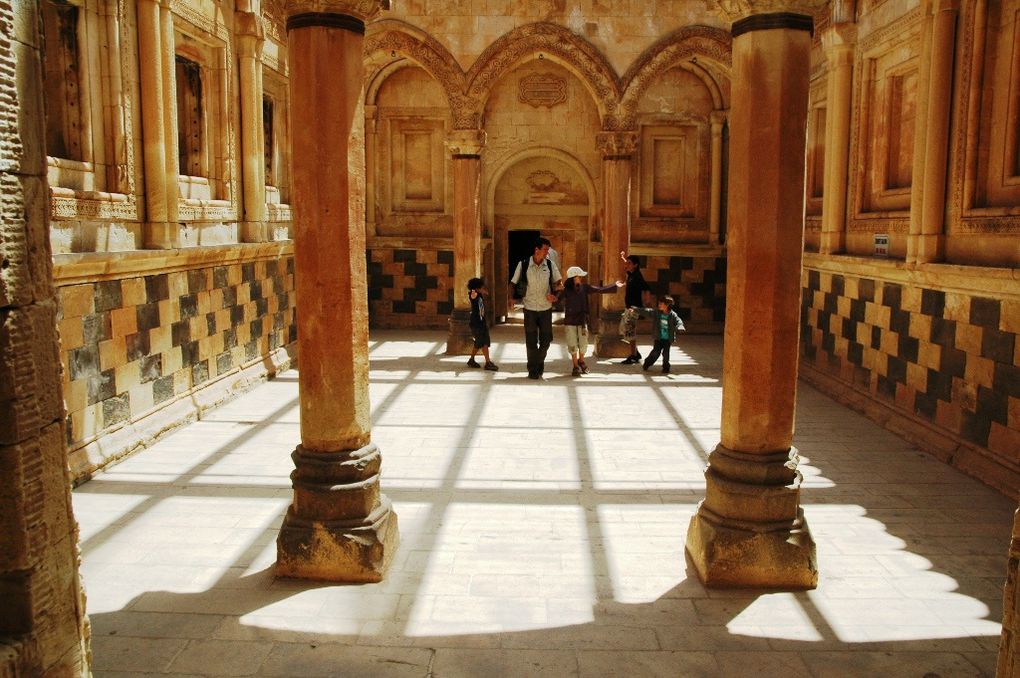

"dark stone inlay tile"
[94, 281, 123, 313]
[213, 266, 229, 289]
[976, 385, 1009, 425]
[898, 335, 919, 363]
[877, 375, 897, 399]
[230, 305, 245, 326]
[255, 298, 269, 317]
[437, 300, 453, 316]
[192, 360, 209, 385]
[961, 411, 991, 447]
[871, 326, 882, 350]
[981, 328, 1015, 364]
[921, 289, 945, 318]
[140, 354, 162, 383]
[393, 249, 416, 263]
[87, 368, 116, 406]
[841, 317, 856, 341]
[941, 347, 967, 379]
[69, 346, 100, 382]
[250, 281, 262, 300]
[153, 375, 175, 404]
[821, 331, 835, 353]
[849, 298, 866, 322]
[858, 278, 875, 301]
[889, 309, 911, 336]
[881, 283, 902, 309]
[82, 313, 112, 344]
[126, 332, 150, 363]
[927, 368, 953, 402]
[181, 340, 199, 367]
[179, 294, 198, 320]
[187, 269, 207, 294]
[887, 356, 907, 384]
[216, 352, 233, 374]
[222, 287, 237, 308]
[242, 262, 256, 283]
[831, 275, 845, 297]
[970, 297, 1000, 329]
[994, 363, 1020, 398]
[848, 341, 863, 366]
[136, 303, 160, 332]
[244, 340, 258, 361]
[930, 317, 956, 347]
[145, 274, 169, 303]
[250, 318, 263, 339]
[206, 313, 217, 337]
[102, 394, 131, 426]
[914, 392, 936, 420]
[807, 269, 820, 291]
[223, 328, 237, 350]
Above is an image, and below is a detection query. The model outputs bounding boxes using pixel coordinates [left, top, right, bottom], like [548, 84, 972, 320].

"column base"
[686, 506, 817, 589]
[685, 444, 817, 589]
[277, 497, 399, 583]
[445, 309, 475, 355]
[595, 310, 630, 358]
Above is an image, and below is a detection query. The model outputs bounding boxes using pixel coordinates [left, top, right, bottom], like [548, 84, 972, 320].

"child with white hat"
[560, 265, 624, 376]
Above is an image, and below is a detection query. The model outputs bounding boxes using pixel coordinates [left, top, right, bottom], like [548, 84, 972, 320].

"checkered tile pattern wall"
[57, 258, 296, 450]
[367, 248, 454, 328]
[800, 268, 1020, 459]
[639, 255, 726, 333]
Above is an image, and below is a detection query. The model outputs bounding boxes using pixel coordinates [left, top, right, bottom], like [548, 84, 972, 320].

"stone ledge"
[52, 242, 295, 285]
[800, 361, 1020, 499]
[68, 343, 296, 484]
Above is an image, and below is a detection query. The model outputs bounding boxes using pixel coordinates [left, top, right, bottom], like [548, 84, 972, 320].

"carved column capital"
[445, 129, 486, 157]
[235, 10, 266, 55]
[707, 0, 826, 21]
[821, 22, 856, 58]
[283, 0, 387, 24]
[710, 110, 728, 129]
[596, 131, 638, 159]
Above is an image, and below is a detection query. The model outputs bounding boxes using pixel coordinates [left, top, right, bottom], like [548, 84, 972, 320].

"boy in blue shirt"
[635, 295, 685, 374]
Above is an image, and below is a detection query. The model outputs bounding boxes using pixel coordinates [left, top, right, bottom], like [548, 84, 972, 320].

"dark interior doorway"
[507, 229, 540, 299]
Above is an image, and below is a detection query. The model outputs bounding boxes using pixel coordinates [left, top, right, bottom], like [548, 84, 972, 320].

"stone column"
[237, 9, 269, 242]
[594, 130, 637, 358]
[709, 111, 726, 245]
[445, 129, 486, 355]
[819, 22, 855, 255]
[276, 0, 399, 582]
[1, 0, 89, 670]
[364, 104, 377, 233]
[137, 0, 173, 247]
[686, 4, 823, 589]
[907, 0, 956, 264]
[159, 0, 180, 227]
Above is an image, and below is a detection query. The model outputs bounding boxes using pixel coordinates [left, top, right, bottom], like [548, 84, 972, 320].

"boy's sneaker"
[572, 366, 581, 376]
[622, 356, 638, 365]
[662, 365, 670, 374]
[467, 359, 481, 368]
[642, 361, 652, 371]
[484, 362, 499, 371]
[578, 361, 589, 374]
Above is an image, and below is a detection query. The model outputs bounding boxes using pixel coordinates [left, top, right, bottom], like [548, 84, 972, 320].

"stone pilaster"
[907, 0, 956, 264]
[819, 23, 855, 255]
[594, 130, 637, 359]
[276, 0, 398, 582]
[709, 110, 727, 245]
[137, 0, 173, 248]
[445, 129, 485, 355]
[237, 10, 269, 242]
[687, 5, 822, 589]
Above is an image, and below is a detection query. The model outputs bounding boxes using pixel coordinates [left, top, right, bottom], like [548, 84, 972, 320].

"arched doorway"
[487, 150, 596, 321]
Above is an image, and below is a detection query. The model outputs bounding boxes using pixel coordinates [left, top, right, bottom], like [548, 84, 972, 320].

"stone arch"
[364, 19, 467, 112]
[485, 145, 599, 319]
[616, 26, 732, 130]
[466, 23, 621, 129]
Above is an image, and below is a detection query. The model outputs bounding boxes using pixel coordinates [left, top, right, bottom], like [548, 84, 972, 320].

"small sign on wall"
[874, 233, 889, 257]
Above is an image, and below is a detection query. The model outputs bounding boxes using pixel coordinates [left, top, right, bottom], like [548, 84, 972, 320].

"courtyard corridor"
[74, 328, 1015, 677]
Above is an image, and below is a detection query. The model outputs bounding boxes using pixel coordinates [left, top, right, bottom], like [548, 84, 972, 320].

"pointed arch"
[466, 23, 622, 128]
[617, 26, 732, 129]
[364, 20, 467, 112]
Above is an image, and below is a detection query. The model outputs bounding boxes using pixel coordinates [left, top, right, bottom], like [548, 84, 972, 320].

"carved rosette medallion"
[706, 0, 828, 21]
[518, 73, 567, 108]
[445, 129, 486, 157]
[596, 131, 638, 159]
[283, 0, 387, 20]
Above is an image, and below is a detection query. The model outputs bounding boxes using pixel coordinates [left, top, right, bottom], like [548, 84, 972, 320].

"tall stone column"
[237, 9, 269, 242]
[364, 104, 378, 233]
[907, 0, 956, 264]
[819, 22, 855, 255]
[594, 130, 637, 358]
[709, 111, 726, 245]
[686, 4, 823, 589]
[276, 0, 399, 582]
[445, 129, 485, 355]
[137, 0, 173, 247]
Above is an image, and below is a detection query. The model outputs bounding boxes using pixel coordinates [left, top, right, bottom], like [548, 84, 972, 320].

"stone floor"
[75, 328, 1017, 677]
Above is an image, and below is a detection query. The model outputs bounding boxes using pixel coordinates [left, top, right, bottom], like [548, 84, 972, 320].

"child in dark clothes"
[466, 277, 499, 371]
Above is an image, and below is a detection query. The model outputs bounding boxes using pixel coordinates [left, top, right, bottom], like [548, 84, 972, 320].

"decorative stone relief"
[706, 0, 828, 21]
[596, 131, 638, 158]
[518, 73, 567, 108]
[445, 129, 485, 156]
[523, 170, 587, 205]
[282, 0, 387, 20]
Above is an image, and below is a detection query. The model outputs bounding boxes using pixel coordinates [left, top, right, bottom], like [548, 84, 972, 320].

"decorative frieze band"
[732, 12, 815, 38]
[286, 12, 365, 33]
[596, 131, 639, 159]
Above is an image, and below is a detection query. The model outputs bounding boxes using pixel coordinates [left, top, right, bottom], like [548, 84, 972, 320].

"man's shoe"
[662, 365, 670, 374]
[621, 357, 637, 365]
[484, 362, 499, 371]
[467, 359, 481, 368]
[643, 361, 651, 371]
[578, 361, 589, 374]
[634, 351, 642, 360]
[527, 372, 541, 380]
[572, 366, 581, 376]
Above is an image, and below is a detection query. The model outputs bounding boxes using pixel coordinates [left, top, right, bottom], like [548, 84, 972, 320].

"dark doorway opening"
[507, 229, 540, 299]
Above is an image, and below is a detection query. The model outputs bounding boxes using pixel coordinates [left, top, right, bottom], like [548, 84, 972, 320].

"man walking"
[509, 237, 561, 379]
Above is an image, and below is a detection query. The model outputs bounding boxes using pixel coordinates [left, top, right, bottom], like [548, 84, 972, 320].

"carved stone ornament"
[283, 0, 387, 20]
[596, 131, 638, 158]
[445, 129, 486, 156]
[518, 73, 567, 108]
[707, 0, 828, 22]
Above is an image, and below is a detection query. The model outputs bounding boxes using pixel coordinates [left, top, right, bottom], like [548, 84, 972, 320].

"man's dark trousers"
[524, 309, 553, 377]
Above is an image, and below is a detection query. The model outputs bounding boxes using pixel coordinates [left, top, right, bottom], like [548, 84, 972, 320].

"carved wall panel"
[846, 8, 921, 254]
[632, 65, 713, 243]
[806, 81, 827, 219]
[263, 71, 290, 209]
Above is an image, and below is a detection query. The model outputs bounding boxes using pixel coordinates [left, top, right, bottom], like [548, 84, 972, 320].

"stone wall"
[367, 245, 454, 329]
[799, 257, 1020, 496]
[0, 0, 89, 667]
[55, 245, 296, 482]
[640, 252, 726, 334]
